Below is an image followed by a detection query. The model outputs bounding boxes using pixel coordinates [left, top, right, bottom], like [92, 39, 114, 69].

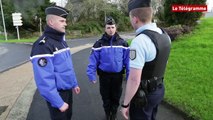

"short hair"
[46, 15, 54, 22]
[130, 7, 153, 23]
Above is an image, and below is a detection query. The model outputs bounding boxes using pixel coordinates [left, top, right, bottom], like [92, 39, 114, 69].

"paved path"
[0, 62, 34, 120]
[0, 43, 31, 73]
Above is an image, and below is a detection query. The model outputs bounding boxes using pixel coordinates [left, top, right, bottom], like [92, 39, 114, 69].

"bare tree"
[151, 0, 164, 15]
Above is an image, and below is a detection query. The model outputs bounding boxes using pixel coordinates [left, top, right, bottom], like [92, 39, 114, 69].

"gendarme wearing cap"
[105, 16, 116, 25]
[45, 6, 69, 18]
[128, 0, 151, 13]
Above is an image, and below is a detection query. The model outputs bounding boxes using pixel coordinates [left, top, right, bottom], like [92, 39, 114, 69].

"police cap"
[128, 0, 151, 13]
[105, 16, 116, 25]
[45, 6, 69, 18]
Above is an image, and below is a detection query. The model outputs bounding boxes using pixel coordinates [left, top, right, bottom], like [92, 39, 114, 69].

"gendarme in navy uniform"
[30, 5, 80, 120]
[87, 16, 130, 120]
[121, 0, 171, 120]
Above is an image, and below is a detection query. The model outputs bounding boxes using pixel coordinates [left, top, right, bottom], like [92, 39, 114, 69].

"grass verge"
[164, 17, 213, 120]
[0, 38, 36, 43]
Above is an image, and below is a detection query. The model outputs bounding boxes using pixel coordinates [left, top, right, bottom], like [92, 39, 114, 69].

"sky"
[50, 0, 213, 12]
[50, 0, 67, 7]
[207, 0, 213, 12]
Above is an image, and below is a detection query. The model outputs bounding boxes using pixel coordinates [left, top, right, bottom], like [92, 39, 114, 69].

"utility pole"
[0, 0, 7, 41]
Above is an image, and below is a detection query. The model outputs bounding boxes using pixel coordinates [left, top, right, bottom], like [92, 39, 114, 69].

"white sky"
[50, 0, 67, 7]
[207, 0, 213, 12]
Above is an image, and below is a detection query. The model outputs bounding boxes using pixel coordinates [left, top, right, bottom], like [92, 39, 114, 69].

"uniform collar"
[102, 32, 120, 41]
[136, 23, 161, 35]
[44, 25, 65, 41]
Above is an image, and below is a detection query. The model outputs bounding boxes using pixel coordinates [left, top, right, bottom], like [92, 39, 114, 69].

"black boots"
[105, 111, 110, 120]
[105, 106, 118, 120]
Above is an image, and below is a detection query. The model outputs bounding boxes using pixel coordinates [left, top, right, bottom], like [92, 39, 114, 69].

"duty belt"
[97, 68, 124, 75]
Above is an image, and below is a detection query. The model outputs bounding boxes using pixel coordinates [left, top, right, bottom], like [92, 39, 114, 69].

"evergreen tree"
[0, 0, 15, 32]
[0, 0, 51, 34]
[12, 0, 50, 32]
[164, 0, 206, 26]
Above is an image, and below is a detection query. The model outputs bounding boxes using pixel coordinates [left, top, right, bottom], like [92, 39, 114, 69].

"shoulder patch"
[39, 37, 47, 45]
[38, 58, 47, 67]
[130, 49, 136, 60]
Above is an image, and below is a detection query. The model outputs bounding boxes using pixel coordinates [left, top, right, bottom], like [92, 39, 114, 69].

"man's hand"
[121, 107, 129, 120]
[73, 86, 80, 94]
[59, 102, 69, 112]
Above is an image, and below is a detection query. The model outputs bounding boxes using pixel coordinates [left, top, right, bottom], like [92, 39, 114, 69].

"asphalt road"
[67, 36, 99, 48]
[0, 43, 32, 73]
[26, 48, 187, 120]
[0, 36, 98, 73]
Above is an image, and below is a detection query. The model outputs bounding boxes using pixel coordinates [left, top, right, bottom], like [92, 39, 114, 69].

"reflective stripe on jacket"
[87, 32, 130, 81]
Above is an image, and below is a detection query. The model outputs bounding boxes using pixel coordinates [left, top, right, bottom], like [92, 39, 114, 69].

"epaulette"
[39, 37, 47, 45]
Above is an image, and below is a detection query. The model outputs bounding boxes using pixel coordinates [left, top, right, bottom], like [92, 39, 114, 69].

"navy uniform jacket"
[30, 25, 78, 108]
[87, 32, 130, 82]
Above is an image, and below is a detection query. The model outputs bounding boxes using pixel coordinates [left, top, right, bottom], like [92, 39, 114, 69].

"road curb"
[6, 78, 36, 120]
[161, 100, 195, 120]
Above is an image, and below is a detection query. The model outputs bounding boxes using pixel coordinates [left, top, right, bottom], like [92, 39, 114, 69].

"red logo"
[172, 4, 207, 12]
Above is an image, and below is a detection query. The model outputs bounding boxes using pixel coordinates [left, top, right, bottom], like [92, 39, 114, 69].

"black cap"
[105, 16, 116, 25]
[45, 6, 69, 18]
[128, 0, 151, 13]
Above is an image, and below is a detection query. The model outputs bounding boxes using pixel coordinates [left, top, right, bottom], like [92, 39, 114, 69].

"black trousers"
[47, 89, 73, 120]
[99, 73, 123, 115]
[129, 84, 165, 120]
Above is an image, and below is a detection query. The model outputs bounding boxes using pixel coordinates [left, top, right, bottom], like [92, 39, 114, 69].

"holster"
[141, 77, 163, 93]
[130, 78, 163, 108]
[131, 85, 147, 108]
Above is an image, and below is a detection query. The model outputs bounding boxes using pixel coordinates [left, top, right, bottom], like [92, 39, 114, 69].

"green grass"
[0, 32, 97, 43]
[0, 35, 5, 40]
[164, 17, 213, 120]
[0, 37, 36, 43]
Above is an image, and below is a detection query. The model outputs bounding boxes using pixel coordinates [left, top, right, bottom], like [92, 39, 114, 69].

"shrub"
[163, 25, 183, 41]
[163, 25, 194, 41]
